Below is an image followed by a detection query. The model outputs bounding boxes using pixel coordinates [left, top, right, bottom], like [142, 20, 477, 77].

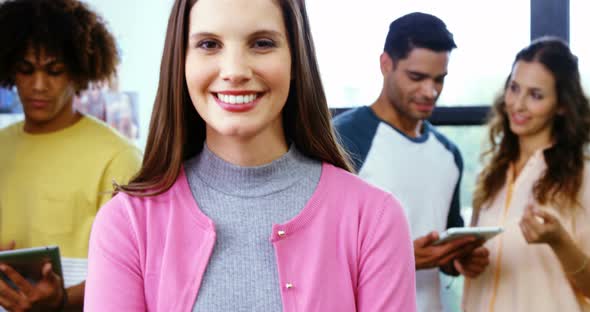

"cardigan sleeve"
[356, 194, 417, 311]
[84, 194, 147, 311]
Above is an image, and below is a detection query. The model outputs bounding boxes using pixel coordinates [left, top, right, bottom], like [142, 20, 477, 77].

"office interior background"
[0, 0, 586, 310]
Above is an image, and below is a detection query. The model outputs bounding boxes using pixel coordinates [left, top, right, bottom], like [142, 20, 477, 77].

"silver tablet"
[433, 226, 503, 245]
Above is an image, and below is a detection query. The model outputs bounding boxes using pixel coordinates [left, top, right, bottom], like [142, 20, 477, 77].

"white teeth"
[216, 93, 257, 105]
[515, 114, 526, 120]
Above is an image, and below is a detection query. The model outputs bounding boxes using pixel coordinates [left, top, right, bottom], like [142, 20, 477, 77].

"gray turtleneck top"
[186, 144, 322, 312]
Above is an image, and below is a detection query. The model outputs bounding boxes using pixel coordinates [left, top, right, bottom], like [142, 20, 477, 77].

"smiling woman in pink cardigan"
[83, 0, 416, 311]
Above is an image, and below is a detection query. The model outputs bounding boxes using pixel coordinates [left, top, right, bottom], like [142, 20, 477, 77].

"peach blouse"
[463, 150, 590, 312]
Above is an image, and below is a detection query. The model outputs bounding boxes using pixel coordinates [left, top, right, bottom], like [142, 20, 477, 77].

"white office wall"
[86, 0, 531, 148]
[83, 0, 175, 149]
[307, 0, 530, 108]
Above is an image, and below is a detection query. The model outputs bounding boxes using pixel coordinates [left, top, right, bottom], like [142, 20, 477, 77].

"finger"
[0, 264, 34, 296]
[467, 250, 490, 261]
[438, 236, 478, 253]
[0, 277, 23, 309]
[0, 293, 17, 311]
[519, 221, 531, 242]
[414, 244, 442, 269]
[520, 215, 536, 231]
[425, 231, 441, 245]
[414, 232, 439, 248]
[521, 208, 537, 223]
[526, 206, 549, 225]
[453, 259, 466, 275]
[524, 213, 546, 233]
[520, 221, 537, 243]
[525, 206, 546, 227]
[533, 209, 557, 224]
[526, 197, 541, 212]
[461, 253, 490, 273]
[0, 241, 15, 252]
[433, 238, 480, 265]
[458, 249, 490, 270]
[457, 247, 489, 267]
[464, 263, 488, 277]
[468, 253, 490, 267]
[6, 241, 15, 251]
[525, 201, 538, 216]
[429, 231, 440, 240]
[465, 255, 490, 266]
[447, 243, 480, 262]
[414, 236, 430, 249]
[449, 239, 479, 255]
[455, 259, 482, 278]
[470, 239, 486, 248]
[463, 257, 490, 268]
[41, 262, 62, 287]
[42, 262, 52, 276]
[438, 247, 471, 266]
[472, 247, 490, 257]
[462, 270, 479, 278]
[463, 241, 485, 253]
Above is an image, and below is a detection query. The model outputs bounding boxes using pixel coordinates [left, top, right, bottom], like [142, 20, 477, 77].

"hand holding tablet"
[433, 226, 503, 246]
[0, 246, 65, 311]
[0, 246, 62, 283]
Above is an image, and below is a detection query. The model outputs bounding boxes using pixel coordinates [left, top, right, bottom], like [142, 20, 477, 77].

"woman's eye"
[531, 92, 543, 100]
[509, 83, 519, 93]
[252, 39, 276, 49]
[197, 40, 220, 50]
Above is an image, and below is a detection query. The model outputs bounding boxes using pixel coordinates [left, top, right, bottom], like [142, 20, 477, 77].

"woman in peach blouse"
[463, 37, 590, 312]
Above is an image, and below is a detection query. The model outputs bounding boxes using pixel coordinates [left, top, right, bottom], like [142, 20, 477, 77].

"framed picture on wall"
[0, 87, 22, 114]
[1, 86, 139, 141]
[73, 86, 140, 141]
[0, 87, 24, 129]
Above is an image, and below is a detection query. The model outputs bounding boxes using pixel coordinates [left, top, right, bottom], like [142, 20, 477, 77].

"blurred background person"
[73, 84, 107, 122]
[334, 12, 489, 312]
[464, 37, 590, 312]
[0, 0, 142, 310]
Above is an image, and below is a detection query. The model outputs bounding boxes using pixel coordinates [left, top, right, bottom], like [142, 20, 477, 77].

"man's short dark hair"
[0, 0, 119, 92]
[384, 12, 457, 61]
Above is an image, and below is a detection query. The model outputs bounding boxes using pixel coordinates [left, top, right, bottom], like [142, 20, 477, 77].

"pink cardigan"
[84, 163, 416, 311]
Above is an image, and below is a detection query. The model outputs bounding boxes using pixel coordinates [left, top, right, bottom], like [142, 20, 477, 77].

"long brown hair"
[118, 0, 352, 196]
[472, 37, 590, 222]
